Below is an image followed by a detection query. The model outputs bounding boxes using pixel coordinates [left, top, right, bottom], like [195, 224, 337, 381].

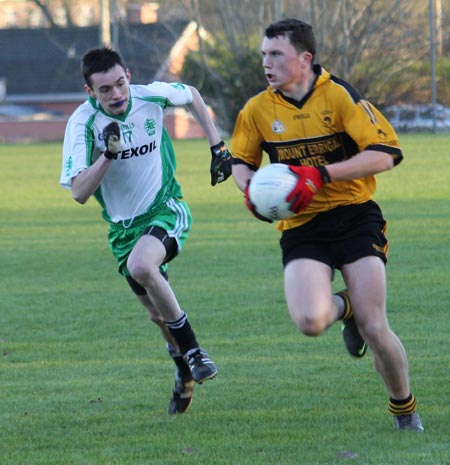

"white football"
[248, 163, 297, 220]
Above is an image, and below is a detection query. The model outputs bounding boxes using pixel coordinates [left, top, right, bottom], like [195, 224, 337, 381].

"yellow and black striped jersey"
[231, 65, 403, 230]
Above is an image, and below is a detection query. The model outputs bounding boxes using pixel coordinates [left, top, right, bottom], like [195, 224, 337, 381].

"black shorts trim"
[280, 201, 388, 269]
[126, 225, 175, 296]
[142, 225, 178, 264]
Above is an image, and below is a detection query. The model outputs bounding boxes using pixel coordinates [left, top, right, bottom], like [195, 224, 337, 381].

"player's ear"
[125, 68, 131, 82]
[300, 51, 313, 65]
[84, 83, 95, 98]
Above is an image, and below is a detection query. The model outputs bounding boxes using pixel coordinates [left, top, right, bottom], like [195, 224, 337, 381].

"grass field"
[1, 134, 449, 465]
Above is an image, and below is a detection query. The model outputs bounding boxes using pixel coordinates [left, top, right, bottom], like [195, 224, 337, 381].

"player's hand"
[210, 141, 232, 186]
[286, 166, 328, 213]
[244, 180, 273, 223]
[102, 122, 121, 160]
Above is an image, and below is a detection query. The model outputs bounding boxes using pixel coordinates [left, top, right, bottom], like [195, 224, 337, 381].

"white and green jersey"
[60, 82, 193, 226]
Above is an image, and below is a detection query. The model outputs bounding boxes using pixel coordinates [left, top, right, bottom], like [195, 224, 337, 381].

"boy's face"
[85, 64, 131, 115]
[261, 35, 312, 95]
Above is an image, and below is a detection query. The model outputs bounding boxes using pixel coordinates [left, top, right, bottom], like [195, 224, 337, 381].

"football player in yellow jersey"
[231, 18, 423, 432]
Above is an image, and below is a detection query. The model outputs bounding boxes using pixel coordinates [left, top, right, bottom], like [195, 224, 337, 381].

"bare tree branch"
[28, 0, 59, 28]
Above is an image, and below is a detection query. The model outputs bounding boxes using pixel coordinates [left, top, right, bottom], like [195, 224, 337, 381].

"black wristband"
[104, 150, 117, 160]
[317, 165, 331, 183]
[211, 140, 225, 156]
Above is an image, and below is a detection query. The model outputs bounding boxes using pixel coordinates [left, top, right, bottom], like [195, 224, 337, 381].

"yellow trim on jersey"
[231, 66, 403, 231]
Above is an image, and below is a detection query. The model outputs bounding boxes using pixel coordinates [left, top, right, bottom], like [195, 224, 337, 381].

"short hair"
[265, 19, 316, 58]
[81, 46, 127, 87]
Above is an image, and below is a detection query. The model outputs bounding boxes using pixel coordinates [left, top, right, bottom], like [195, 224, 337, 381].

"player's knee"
[292, 313, 327, 336]
[128, 261, 158, 288]
[358, 318, 389, 347]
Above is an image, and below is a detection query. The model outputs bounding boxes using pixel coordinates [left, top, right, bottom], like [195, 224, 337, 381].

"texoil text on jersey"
[118, 141, 157, 159]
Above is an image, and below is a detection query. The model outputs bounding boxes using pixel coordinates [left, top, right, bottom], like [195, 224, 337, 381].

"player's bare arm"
[72, 122, 120, 204]
[187, 85, 232, 186]
[232, 164, 255, 192]
[187, 86, 221, 146]
[71, 156, 112, 204]
[324, 150, 394, 182]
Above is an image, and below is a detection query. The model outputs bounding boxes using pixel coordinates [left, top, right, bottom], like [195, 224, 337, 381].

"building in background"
[0, 1, 213, 143]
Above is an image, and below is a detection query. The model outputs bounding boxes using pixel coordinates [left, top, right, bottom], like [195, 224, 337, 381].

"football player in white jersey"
[60, 47, 232, 414]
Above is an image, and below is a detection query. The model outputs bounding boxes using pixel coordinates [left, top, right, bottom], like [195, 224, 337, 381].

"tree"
[177, 0, 282, 132]
[28, 0, 77, 27]
[178, 0, 450, 133]
[182, 39, 268, 134]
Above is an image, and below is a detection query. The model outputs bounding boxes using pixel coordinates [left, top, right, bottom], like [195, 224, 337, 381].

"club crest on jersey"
[145, 118, 156, 136]
[321, 110, 334, 130]
[272, 119, 286, 134]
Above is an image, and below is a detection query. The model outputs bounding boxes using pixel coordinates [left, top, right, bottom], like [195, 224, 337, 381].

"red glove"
[244, 180, 273, 223]
[286, 166, 329, 213]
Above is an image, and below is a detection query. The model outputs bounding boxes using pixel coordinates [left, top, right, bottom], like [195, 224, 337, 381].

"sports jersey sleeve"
[143, 82, 193, 107]
[60, 109, 97, 189]
[231, 100, 264, 170]
[338, 90, 403, 165]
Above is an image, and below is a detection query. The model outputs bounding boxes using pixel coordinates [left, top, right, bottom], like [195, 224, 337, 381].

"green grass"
[0, 134, 449, 465]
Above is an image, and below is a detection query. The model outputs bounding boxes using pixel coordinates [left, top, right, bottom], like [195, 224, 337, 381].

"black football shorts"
[280, 200, 388, 269]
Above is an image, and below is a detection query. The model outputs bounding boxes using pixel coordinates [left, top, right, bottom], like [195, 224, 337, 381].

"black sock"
[165, 311, 199, 355]
[166, 343, 192, 379]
